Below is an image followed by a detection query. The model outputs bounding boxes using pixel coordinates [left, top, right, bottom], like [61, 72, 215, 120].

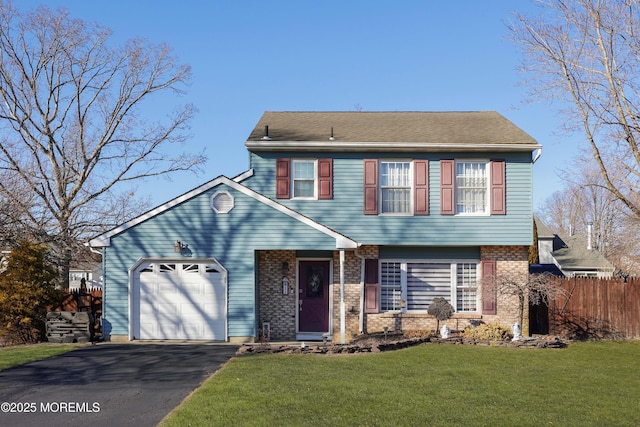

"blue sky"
[20, 0, 577, 210]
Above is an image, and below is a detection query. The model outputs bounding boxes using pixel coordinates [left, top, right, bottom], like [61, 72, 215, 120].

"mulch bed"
[236, 333, 567, 356]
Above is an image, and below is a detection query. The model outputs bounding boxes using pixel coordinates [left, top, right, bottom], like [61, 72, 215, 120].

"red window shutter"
[275, 158, 290, 199]
[490, 159, 506, 215]
[364, 259, 379, 314]
[440, 160, 455, 215]
[481, 259, 497, 315]
[414, 160, 429, 215]
[363, 159, 378, 215]
[318, 158, 333, 199]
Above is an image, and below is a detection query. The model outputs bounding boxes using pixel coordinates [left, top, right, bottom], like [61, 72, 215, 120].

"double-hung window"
[380, 262, 403, 311]
[276, 158, 333, 200]
[456, 161, 488, 214]
[456, 263, 478, 312]
[441, 159, 505, 215]
[292, 159, 316, 199]
[379, 260, 479, 313]
[380, 161, 412, 214]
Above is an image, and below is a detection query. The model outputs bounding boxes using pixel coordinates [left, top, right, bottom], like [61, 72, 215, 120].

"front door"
[298, 260, 330, 334]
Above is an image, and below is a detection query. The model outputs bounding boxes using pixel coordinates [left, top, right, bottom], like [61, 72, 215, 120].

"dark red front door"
[298, 261, 330, 333]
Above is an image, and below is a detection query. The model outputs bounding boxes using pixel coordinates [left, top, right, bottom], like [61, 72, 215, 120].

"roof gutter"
[245, 140, 543, 153]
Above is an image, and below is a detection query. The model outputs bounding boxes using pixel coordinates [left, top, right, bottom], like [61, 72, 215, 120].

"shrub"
[428, 297, 454, 334]
[0, 241, 62, 345]
[463, 322, 511, 341]
[403, 329, 434, 339]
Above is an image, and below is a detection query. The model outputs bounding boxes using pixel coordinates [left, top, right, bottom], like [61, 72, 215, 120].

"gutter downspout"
[339, 249, 346, 344]
[354, 245, 365, 334]
[532, 148, 542, 164]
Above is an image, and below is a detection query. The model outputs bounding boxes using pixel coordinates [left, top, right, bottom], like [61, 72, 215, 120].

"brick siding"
[258, 245, 527, 342]
[257, 250, 297, 340]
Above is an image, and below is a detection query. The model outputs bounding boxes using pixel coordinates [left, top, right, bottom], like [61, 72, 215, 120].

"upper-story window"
[292, 160, 316, 198]
[456, 161, 488, 214]
[440, 159, 505, 216]
[276, 158, 333, 200]
[364, 159, 429, 216]
[380, 161, 412, 214]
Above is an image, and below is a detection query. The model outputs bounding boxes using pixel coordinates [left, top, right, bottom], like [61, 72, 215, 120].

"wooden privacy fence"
[546, 277, 640, 340]
[49, 288, 102, 339]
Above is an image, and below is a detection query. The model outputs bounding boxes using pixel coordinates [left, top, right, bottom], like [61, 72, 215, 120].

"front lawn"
[0, 343, 85, 370]
[162, 341, 640, 426]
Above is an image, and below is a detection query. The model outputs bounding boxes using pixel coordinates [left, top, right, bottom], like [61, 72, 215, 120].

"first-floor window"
[380, 260, 479, 313]
[456, 263, 478, 312]
[380, 262, 402, 311]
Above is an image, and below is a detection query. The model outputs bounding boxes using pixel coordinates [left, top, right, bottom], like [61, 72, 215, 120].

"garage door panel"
[182, 324, 203, 338]
[203, 302, 221, 316]
[140, 303, 156, 316]
[158, 303, 179, 315]
[158, 280, 179, 294]
[136, 262, 226, 340]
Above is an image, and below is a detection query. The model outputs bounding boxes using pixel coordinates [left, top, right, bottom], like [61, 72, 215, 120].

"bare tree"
[509, 0, 640, 218]
[0, 4, 206, 287]
[536, 159, 640, 275]
[490, 271, 566, 334]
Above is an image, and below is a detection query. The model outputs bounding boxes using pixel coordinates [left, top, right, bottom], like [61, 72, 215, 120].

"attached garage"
[130, 259, 227, 341]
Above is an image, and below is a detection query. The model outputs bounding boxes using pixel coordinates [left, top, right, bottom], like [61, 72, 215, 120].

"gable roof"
[245, 111, 541, 152]
[551, 233, 616, 272]
[534, 218, 555, 239]
[534, 217, 615, 273]
[87, 171, 357, 250]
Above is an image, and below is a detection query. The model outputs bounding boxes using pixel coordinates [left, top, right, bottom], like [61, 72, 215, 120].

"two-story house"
[88, 111, 541, 343]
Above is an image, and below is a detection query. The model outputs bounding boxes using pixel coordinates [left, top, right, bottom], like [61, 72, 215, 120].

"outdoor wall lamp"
[282, 276, 290, 295]
[174, 240, 187, 253]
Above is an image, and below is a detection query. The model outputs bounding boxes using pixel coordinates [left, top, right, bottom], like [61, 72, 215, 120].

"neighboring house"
[88, 111, 542, 343]
[0, 249, 9, 273]
[0, 246, 101, 289]
[69, 248, 103, 291]
[532, 217, 615, 278]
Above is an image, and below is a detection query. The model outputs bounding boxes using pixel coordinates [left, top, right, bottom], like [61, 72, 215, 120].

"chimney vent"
[587, 221, 593, 250]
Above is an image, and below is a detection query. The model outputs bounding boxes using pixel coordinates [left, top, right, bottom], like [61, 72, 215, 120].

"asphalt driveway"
[0, 342, 239, 427]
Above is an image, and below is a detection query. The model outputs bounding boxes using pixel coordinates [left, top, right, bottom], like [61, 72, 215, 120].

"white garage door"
[136, 262, 226, 340]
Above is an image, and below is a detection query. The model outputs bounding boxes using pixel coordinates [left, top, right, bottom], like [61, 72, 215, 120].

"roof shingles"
[246, 111, 539, 147]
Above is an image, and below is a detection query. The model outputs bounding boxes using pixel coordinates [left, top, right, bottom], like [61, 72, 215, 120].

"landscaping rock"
[236, 334, 567, 356]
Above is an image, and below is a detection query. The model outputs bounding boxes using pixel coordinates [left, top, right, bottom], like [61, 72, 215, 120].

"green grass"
[162, 341, 640, 427]
[0, 343, 86, 370]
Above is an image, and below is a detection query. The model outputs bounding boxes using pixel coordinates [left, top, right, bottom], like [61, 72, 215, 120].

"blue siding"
[245, 152, 534, 246]
[103, 183, 342, 338]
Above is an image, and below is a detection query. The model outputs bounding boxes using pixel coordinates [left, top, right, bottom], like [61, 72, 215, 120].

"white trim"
[291, 159, 318, 200]
[379, 159, 413, 215]
[233, 169, 254, 182]
[128, 257, 228, 341]
[88, 175, 357, 250]
[245, 140, 542, 153]
[454, 159, 490, 216]
[339, 249, 346, 344]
